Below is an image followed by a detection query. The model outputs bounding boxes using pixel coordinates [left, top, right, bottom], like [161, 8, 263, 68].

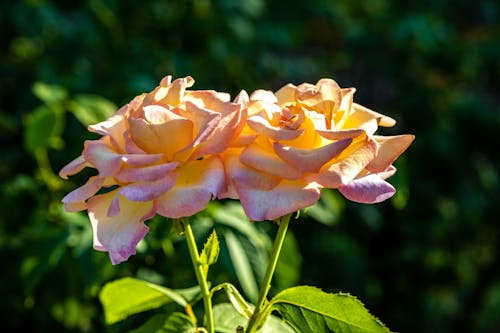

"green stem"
[182, 220, 214, 333]
[246, 213, 292, 333]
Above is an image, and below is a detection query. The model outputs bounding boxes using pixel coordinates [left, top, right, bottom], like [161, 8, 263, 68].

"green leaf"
[211, 283, 253, 319]
[210, 202, 272, 251]
[24, 105, 64, 152]
[224, 229, 259, 301]
[306, 189, 344, 226]
[68, 94, 117, 127]
[269, 286, 391, 333]
[213, 303, 294, 333]
[172, 285, 204, 305]
[99, 277, 188, 325]
[128, 313, 196, 333]
[274, 232, 302, 291]
[32, 81, 68, 105]
[209, 202, 272, 301]
[199, 229, 220, 276]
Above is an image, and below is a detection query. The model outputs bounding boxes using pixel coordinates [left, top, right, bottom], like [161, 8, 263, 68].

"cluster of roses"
[60, 76, 414, 264]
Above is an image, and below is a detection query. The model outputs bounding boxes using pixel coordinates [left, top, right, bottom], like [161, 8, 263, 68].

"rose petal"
[377, 165, 397, 179]
[144, 76, 194, 106]
[129, 115, 193, 159]
[351, 103, 396, 128]
[120, 153, 164, 167]
[83, 140, 123, 177]
[88, 190, 154, 264]
[240, 142, 302, 180]
[275, 83, 297, 107]
[315, 128, 365, 141]
[333, 88, 356, 128]
[232, 133, 259, 147]
[185, 90, 232, 109]
[174, 101, 222, 160]
[233, 90, 249, 108]
[250, 89, 278, 103]
[247, 115, 304, 141]
[115, 162, 179, 183]
[119, 173, 178, 202]
[108, 173, 178, 216]
[61, 176, 105, 211]
[297, 79, 342, 129]
[155, 156, 225, 218]
[310, 139, 378, 187]
[366, 135, 415, 173]
[339, 174, 396, 203]
[88, 108, 127, 150]
[183, 101, 220, 143]
[273, 138, 352, 173]
[64, 201, 88, 212]
[59, 155, 90, 179]
[223, 148, 281, 191]
[189, 102, 244, 159]
[235, 180, 321, 221]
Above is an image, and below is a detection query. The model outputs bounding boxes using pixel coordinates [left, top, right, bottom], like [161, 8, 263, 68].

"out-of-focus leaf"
[68, 94, 117, 127]
[306, 189, 344, 226]
[211, 282, 253, 319]
[172, 285, 204, 305]
[213, 303, 295, 333]
[99, 277, 187, 325]
[24, 105, 64, 153]
[160, 313, 196, 333]
[51, 298, 95, 331]
[269, 286, 391, 333]
[209, 202, 272, 299]
[223, 229, 259, 301]
[274, 232, 302, 291]
[391, 157, 410, 210]
[128, 312, 196, 333]
[32, 82, 68, 105]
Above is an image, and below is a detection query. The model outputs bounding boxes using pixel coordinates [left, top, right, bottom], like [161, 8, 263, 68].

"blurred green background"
[1, 0, 499, 332]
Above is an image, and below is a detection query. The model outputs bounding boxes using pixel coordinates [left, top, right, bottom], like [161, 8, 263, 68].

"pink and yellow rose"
[220, 78, 414, 221]
[60, 75, 414, 264]
[60, 76, 245, 264]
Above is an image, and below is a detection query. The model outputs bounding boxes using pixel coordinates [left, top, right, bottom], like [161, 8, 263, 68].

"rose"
[59, 76, 245, 264]
[220, 78, 414, 221]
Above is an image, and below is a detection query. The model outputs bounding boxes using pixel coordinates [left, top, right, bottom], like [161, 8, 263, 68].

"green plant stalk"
[245, 213, 292, 333]
[182, 220, 215, 333]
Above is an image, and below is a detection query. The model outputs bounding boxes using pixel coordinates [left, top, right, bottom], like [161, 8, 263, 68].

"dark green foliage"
[1, 0, 499, 332]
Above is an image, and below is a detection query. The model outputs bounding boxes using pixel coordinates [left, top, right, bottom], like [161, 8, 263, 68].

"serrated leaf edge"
[269, 286, 392, 333]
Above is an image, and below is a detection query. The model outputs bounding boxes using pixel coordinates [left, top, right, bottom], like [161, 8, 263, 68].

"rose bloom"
[220, 78, 414, 221]
[60, 76, 245, 264]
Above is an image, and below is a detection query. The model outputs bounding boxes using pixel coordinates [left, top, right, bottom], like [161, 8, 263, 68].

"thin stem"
[246, 213, 292, 333]
[182, 220, 215, 333]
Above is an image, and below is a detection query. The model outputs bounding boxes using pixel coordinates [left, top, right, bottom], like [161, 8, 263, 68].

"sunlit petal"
[115, 162, 179, 183]
[155, 156, 225, 218]
[315, 128, 365, 141]
[366, 135, 415, 173]
[88, 107, 127, 150]
[62, 176, 105, 211]
[235, 180, 321, 221]
[247, 115, 304, 141]
[88, 190, 154, 265]
[223, 148, 281, 191]
[273, 138, 352, 173]
[83, 140, 123, 177]
[311, 139, 378, 187]
[275, 83, 297, 107]
[59, 155, 90, 179]
[339, 174, 396, 203]
[241, 142, 302, 180]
